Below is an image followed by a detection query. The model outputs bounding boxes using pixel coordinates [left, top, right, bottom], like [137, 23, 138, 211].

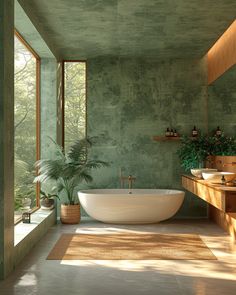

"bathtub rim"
[78, 188, 185, 196]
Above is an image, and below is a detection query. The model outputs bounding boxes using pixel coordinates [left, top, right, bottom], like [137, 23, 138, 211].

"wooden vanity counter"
[182, 174, 236, 240]
[182, 175, 236, 213]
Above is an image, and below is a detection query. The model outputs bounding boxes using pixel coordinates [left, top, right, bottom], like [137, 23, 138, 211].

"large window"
[14, 31, 40, 223]
[63, 61, 86, 150]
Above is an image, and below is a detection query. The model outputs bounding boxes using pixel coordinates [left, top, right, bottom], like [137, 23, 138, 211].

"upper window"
[14, 31, 40, 223]
[63, 61, 86, 151]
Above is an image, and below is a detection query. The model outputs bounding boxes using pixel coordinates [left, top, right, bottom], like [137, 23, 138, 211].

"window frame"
[62, 60, 87, 149]
[14, 30, 41, 223]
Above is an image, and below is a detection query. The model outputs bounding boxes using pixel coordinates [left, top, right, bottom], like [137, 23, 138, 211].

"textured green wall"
[208, 65, 236, 137]
[40, 58, 59, 211]
[16, 0, 59, 59]
[0, 0, 14, 280]
[87, 57, 208, 217]
[17, 0, 236, 60]
[15, 1, 55, 58]
[40, 58, 58, 159]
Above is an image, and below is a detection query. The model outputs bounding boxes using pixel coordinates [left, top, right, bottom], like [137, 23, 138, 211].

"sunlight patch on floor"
[59, 259, 236, 280]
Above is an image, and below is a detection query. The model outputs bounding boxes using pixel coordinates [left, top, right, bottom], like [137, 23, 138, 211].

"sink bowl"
[190, 168, 217, 178]
[202, 171, 236, 183]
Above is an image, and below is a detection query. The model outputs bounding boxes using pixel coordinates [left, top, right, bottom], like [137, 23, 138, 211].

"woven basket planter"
[60, 204, 81, 224]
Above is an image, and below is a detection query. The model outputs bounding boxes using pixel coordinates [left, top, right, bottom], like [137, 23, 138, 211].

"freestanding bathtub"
[78, 189, 185, 224]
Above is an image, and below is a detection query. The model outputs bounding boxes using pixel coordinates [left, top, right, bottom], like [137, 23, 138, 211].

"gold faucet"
[128, 175, 135, 191]
[120, 173, 136, 192]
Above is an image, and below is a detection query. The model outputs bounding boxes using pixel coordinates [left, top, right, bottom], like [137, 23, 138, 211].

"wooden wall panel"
[207, 20, 236, 85]
[206, 156, 236, 173]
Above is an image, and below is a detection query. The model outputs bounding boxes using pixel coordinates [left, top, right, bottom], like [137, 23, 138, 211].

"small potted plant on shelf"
[40, 189, 59, 210]
[34, 138, 108, 224]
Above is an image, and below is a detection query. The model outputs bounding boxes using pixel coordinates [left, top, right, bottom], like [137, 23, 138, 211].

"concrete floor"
[1, 219, 236, 295]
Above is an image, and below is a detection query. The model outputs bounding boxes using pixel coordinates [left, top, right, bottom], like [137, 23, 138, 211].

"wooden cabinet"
[182, 175, 236, 240]
[182, 175, 236, 213]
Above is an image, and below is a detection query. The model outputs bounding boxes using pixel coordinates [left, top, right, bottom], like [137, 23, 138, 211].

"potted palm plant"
[34, 138, 108, 224]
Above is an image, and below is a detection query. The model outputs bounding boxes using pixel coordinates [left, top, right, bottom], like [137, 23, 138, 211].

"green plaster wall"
[87, 57, 208, 217]
[208, 65, 236, 137]
[40, 58, 59, 215]
[17, 0, 236, 60]
[0, 2, 60, 279]
[16, 0, 59, 59]
[15, 1, 55, 59]
[14, 210, 56, 267]
[0, 0, 14, 280]
[56, 62, 63, 147]
[41, 58, 58, 159]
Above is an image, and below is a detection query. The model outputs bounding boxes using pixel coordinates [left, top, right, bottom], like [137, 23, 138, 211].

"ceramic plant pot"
[60, 204, 81, 224]
[41, 198, 55, 210]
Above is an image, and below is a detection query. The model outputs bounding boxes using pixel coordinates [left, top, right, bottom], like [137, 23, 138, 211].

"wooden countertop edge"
[182, 174, 236, 192]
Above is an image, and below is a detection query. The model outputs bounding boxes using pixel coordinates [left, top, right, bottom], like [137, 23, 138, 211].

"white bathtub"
[78, 189, 185, 224]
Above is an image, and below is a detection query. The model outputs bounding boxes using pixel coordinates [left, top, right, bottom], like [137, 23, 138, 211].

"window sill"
[14, 209, 55, 246]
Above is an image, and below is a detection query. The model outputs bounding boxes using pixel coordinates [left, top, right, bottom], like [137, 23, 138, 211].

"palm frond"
[34, 159, 66, 183]
[77, 171, 93, 183]
[57, 180, 65, 193]
[85, 160, 109, 169]
[48, 136, 65, 158]
[67, 138, 91, 162]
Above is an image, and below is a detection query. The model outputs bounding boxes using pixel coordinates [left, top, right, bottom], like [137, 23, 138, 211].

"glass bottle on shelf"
[192, 126, 198, 137]
[173, 129, 178, 137]
[215, 126, 222, 137]
[165, 128, 170, 137]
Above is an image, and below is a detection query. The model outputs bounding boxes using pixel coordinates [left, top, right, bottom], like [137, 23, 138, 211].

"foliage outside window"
[64, 62, 86, 151]
[14, 32, 40, 223]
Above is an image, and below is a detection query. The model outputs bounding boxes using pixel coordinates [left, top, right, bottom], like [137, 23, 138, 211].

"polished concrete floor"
[1, 219, 236, 295]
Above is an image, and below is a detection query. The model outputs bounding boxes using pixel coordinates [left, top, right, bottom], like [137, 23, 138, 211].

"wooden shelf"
[153, 136, 181, 141]
[153, 136, 199, 142]
[182, 175, 236, 213]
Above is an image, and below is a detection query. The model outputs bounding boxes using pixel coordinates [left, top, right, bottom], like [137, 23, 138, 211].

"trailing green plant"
[177, 134, 236, 171]
[34, 138, 108, 205]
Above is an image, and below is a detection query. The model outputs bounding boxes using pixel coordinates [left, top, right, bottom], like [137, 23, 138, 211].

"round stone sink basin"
[191, 168, 217, 178]
[202, 171, 236, 183]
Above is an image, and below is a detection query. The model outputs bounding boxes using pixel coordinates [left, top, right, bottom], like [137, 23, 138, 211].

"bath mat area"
[47, 233, 216, 260]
